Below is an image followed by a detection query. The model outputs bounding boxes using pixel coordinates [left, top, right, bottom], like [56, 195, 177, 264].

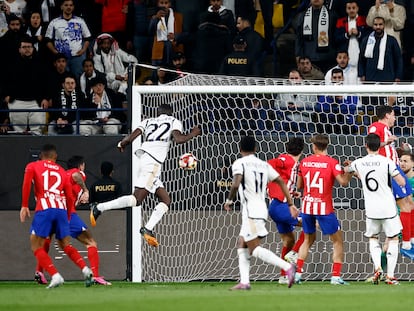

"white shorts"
[135, 151, 164, 193]
[364, 215, 402, 238]
[239, 214, 268, 242]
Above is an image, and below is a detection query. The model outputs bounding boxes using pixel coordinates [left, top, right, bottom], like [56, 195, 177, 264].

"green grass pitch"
[0, 281, 413, 311]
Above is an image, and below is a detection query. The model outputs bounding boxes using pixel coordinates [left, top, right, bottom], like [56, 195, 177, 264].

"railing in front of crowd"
[0, 107, 128, 135]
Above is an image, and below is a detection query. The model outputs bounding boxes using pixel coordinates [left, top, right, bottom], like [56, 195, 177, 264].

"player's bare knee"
[87, 240, 97, 248]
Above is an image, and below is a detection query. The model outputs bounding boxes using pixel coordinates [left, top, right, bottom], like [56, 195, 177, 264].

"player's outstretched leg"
[89, 195, 138, 227]
[140, 227, 159, 247]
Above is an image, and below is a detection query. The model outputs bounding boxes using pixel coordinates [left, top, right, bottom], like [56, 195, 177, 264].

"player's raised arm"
[172, 127, 201, 144]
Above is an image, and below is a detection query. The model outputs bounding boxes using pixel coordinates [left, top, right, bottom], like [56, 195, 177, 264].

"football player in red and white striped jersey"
[295, 134, 353, 285]
[20, 144, 93, 288]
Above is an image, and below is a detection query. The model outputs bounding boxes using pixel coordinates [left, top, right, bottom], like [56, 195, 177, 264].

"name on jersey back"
[360, 161, 381, 167]
[302, 162, 328, 168]
[43, 162, 60, 170]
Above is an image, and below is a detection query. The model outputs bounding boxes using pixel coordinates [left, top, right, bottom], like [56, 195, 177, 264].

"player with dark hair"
[20, 144, 93, 288]
[345, 133, 405, 285]
[89, 104, 201, 247]
[267, 137, 305, 284]
[368, 105, 414, 259]
[295, 134, 353, 285]
[224, 136, 297, 290]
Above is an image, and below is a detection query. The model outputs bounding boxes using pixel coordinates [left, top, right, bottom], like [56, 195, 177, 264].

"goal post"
[131, 73, 414, 282]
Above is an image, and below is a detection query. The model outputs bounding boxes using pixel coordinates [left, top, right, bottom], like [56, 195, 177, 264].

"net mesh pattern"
[135, 74, 414, 282]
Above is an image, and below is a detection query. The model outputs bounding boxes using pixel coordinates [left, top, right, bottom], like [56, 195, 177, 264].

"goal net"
[131, 72, 414, 282]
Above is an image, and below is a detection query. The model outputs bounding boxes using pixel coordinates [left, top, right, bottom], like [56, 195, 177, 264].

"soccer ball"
[179, 153, 197, 170]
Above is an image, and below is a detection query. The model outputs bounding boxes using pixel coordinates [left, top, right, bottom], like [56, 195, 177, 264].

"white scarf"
[80, 72, 96, 95]
[303, 5, 329, 48]
[364, 31, 387, 70]
[96, 91, 111, 119]
[156, 8, 175, 42]
[347, 16, 359, 67]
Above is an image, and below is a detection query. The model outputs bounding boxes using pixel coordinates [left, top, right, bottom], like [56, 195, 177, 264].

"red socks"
[36, 238, 51, 272]
[292, 231, 305, 253]
[63, 245, 86, 270]
[332, 262, 342, 277]
[400, 212, 411, 243]
[87, 246, 100, 277]
[34, 247, 57, 277]
[280, 246, 289, 276]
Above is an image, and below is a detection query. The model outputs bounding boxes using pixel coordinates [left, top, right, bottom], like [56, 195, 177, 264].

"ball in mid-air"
[179, 153, 197, 170]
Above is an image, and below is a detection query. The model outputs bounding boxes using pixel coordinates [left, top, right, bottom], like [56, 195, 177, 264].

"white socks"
[252, 246, 291, 271]
[237, 248, 250, 284]
[369, 238, 382, 270]
[386, 239, 399, 278]
[97, 195, 137, 212]
[145, 202, 169, 230]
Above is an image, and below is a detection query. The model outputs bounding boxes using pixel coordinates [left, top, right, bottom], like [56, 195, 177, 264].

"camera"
[381, 0, 389, 4]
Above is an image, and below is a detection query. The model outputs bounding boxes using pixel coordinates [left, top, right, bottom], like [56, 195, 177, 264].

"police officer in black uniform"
[219, 35, 258, 76]
[89, 161, 123, 203]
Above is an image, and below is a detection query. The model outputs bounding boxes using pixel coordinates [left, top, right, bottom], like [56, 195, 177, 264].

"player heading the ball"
[89, 103, 201, 247]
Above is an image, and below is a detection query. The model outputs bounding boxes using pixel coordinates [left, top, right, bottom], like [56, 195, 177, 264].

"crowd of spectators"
[0, 0, 413, 136]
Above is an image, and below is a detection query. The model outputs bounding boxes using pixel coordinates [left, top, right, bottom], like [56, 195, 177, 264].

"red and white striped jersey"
[368, 121, 399, 164]
[21, 160, 74, 212]
[298, 154, 343, 215]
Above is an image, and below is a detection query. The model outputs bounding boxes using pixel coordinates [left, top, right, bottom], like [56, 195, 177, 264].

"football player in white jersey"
[224, 136, 298, 290]
[345, 133, 405, 285]
[89, 104, 201, 247]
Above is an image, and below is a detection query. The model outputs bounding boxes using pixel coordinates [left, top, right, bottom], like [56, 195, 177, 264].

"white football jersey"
[232, 154, 280, 219]
[348, 154, 400, 219]
[137, 114, 183, 163]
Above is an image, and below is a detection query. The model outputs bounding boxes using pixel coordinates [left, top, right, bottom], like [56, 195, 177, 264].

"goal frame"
[131, 81, 414, 283]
